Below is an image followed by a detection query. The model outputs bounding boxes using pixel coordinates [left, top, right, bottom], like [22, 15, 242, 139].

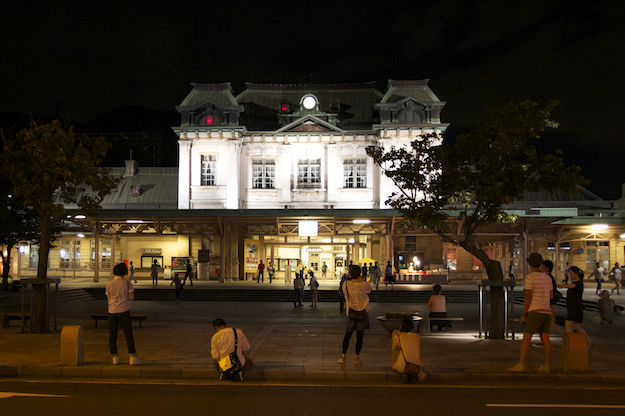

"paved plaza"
[1, 278, 624, 384]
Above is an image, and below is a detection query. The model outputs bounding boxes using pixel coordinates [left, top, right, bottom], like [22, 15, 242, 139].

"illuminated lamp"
[620, 233, 625, 239]
[590, 224, 608, 229]
[205, 115, 214, 125]
[353, 219, 370, 224]
[280, 100, 289, 112]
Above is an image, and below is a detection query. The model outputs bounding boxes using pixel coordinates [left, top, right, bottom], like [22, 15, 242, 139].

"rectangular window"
[446, 248, 457, 271]
[343, 158, 367, 188]
[297, 158, 321, 188]
[252, 158, 275, 189]
[405, 236, 417, 252]
[59, 240, 71, 269]
[91, 240, 112, 269]
[201, 154, 217, 186]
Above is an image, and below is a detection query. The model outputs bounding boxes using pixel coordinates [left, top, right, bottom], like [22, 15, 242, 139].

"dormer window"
[199, 113, 221, 126]
[280, 100, 289, 112]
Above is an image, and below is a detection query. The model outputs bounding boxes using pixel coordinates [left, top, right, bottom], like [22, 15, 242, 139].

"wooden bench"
[427, 317, 464, 332]
[89, 314, 153, 328]
[1, 313, 31, 327]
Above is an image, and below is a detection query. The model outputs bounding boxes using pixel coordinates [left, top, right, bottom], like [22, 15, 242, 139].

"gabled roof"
[274, 115, 343, 134]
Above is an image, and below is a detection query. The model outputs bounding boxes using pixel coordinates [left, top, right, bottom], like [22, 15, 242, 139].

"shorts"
[523, 311, 551, 334]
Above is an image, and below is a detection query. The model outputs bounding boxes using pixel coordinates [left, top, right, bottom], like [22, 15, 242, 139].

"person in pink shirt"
[508, 253, 553, 373]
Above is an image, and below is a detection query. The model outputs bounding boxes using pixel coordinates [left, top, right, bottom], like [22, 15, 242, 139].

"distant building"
[5, 81, 625, 283]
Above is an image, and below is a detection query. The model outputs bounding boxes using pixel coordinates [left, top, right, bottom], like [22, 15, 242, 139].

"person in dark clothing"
[183, 259, 193, 286]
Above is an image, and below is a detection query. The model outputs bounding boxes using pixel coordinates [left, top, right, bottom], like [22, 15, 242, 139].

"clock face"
[302, 95, 317, 110]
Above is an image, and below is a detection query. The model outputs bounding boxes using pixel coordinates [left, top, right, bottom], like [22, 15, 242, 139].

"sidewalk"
[1, 280, 625, 385]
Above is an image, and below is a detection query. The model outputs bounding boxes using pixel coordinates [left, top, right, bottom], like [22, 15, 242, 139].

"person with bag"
[337, 264, 371, 365]
[392, 319, 426, 383]
[558, 266, 593, 348]
[211, 318, 253, 381]
[267, 261, 275, 284]
[106, 263, 141, 365]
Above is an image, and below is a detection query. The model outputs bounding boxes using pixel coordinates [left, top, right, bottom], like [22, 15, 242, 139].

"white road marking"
[488, 404, 625, 409]
[0, 392, 71, 399]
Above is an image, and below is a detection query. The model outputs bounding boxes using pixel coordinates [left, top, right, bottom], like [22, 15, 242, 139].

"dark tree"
[367, 100, 587, 339]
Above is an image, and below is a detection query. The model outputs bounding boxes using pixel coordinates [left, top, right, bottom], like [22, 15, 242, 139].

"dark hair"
[212, 318, 226, 328]
[113, 263, 128, 276]
[348, 264, 361, 279]
[433, 284, 442, 295]
[569, 266, 584, 279]
[400, 319, 413, 332]
[542, 260, 554, 273]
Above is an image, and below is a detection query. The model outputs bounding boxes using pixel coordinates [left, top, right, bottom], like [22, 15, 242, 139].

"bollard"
[562, 332, 588, 372]
[61, 325, 84, 366]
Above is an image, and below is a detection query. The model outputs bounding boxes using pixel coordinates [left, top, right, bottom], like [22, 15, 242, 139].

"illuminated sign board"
[299, 221, 318, 236]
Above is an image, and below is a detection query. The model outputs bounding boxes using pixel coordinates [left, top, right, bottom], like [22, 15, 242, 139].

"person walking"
[361, 263, 368, 283]
[171, 273, 182, 302]
[371, 261, 381, 290]
[337, 264, 371, 365]
[610, 263, 621, 295]
[183, 259, 193, 286]
[106, 263, 141, 365]
[588, 262, 605, 295]
[211, 318, 253, 381]
[558, 265, 593, 348]
[308, 271, 319, 307]
[129, 261, 137, 284]
[338, 272, 349, 313]
[321, 262, 327, 279]
[508, 253, 552, 373]
[151, 259, 160, 287]
[257, 260, 265, 283]
[267, 261, 275, 283]
[293, 272, 304, 307]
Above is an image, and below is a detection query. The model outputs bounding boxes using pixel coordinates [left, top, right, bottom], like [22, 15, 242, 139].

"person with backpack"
[308, 271, 319, 307]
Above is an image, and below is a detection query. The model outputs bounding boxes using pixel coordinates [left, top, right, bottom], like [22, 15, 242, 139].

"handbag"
[345, 282, 366, 321]
[398, 334, 421, 377]
[217, 329, 243, 380]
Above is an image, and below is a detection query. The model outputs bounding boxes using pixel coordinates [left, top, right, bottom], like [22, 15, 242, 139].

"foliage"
[0, 120, 118, 331]
[367, 100, 588, 338]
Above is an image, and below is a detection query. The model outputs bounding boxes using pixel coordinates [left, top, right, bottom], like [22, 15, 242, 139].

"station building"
[4, 81, 625, 283]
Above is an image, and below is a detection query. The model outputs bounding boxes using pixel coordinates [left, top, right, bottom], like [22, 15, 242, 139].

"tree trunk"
[34, 218, 52, 333]
[1, 242, 15, 290]
[486, 260, 505, 339]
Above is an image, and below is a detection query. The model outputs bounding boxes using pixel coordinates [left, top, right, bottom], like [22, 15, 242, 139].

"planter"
[376, 315, 422, 334]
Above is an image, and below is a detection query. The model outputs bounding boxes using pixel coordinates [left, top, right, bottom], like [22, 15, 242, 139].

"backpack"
[314, 280, 319, 288]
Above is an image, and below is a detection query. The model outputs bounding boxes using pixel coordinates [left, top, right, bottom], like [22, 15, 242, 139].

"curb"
[2, 365, 625, 385]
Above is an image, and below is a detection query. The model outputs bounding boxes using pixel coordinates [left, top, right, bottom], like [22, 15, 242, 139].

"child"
[171, 274, 182, 302]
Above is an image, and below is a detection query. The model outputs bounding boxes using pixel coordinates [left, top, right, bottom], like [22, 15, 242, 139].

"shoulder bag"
[398, 334, 421, 377]
[217, 329, 243, 380]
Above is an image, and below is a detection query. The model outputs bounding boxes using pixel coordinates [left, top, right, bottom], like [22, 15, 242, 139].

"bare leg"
[508, 333, 532, 371]
[539, 332, 551, 371]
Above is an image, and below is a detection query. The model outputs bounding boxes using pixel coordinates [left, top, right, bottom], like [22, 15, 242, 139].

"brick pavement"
[1, 278, 624, 384]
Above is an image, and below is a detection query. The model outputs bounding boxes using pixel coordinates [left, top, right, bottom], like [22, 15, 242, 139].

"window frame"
[252, 158, 276, 189]
[201, 154, 217, 186]
[343, 157, 367, 188]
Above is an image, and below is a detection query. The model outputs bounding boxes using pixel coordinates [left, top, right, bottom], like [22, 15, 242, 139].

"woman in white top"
[428, 284, 450, 331]
[337, 264, 372, 365]
[392, 319, 426, 383]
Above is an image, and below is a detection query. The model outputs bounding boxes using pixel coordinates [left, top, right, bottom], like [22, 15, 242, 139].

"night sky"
[2, 1, 624, 199]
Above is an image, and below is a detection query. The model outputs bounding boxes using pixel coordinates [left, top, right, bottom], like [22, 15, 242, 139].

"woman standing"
[338, 264, 372, 364]
[558, 266, 593, 348]
[308, 271, 319, 307]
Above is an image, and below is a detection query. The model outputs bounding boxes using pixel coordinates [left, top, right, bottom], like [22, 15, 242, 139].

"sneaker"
[507, 363, 525, 372]
[337, 357, 345, 364]
[353, 356, 362, 364]
[112, 355, 119, 365]
[129, 355, 142, 366]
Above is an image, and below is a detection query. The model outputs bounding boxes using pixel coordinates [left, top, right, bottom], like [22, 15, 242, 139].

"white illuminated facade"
[174, 81, 447, 210]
